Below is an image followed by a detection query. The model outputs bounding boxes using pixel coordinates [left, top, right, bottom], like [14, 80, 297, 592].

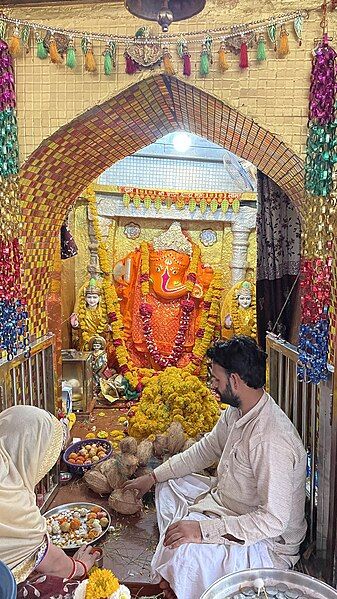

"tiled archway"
[20, 74, 304, 337]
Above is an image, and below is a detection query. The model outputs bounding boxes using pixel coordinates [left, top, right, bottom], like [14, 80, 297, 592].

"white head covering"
[0, 405, 63, 576]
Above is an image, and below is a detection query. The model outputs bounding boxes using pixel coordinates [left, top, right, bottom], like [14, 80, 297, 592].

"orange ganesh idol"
[112, 222, 214, 369]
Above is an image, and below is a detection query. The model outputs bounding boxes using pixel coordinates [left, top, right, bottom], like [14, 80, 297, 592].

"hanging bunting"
[256, 34, 267, 61]
[278, 24, 290, 57]
[0, 10, 308, 78]
[298, 0, 337, 385]
[162, 45, 175, 75]
[218, 41, 229, 71]
[66, 38, 76, 69]
[267, 23, 277, 51]
[239, 39, 249, 68]
[0, 39, 30, 360]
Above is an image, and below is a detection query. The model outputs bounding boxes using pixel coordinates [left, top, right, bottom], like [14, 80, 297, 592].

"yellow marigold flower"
[85, 568, 119, 599]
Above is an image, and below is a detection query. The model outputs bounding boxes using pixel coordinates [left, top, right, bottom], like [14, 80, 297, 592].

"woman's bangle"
[66, 557, 76, 580]
[151, 471, 157, 484]
[74, 559, 89, 580]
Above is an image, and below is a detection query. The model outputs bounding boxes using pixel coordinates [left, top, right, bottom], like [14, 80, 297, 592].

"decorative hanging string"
[0, 39, 30, 361]
[298, 1, 336, 384]
[0, 9, 309, 46]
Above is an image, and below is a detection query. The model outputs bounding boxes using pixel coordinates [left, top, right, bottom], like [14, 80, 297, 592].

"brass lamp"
[125, 0, 206, 32]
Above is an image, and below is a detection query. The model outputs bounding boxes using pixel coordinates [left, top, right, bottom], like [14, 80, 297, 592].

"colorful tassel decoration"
[8, 26, 21, 57]
[256, 35, 267, 62]
[267, 23, 277, 51]
[218, 42, 229, 71]
[239, 41, 249, 69]
[163, 47, 175, 75]
[125, 52, 138, 74]
[293, 15, 303, 46]
[200, 43, 209, 76]
[85, 47, 97, 72]
[35, 32, 48, 60]
[278, 25, 289, 58]
[104, 49, 112, 75]
[21, 25, 30, 52]
[66, 39, 76, 69]
[49, 35, 62, 64]
[183, 50, 191, 76]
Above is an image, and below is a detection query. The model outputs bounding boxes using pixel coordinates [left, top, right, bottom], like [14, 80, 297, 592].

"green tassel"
[0, 20, 7, 40]
[104, 52, 112, 75]
[21, 25, 30, 48]
[200, 50, 209, 76]
[66, 45, 76, 69]
[256, 37, 267, 62]
[36, 39, 48, 60]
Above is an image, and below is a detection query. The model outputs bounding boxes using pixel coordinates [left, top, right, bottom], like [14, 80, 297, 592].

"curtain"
[256, 171, 301, 349]
[60, 220, 78, 259]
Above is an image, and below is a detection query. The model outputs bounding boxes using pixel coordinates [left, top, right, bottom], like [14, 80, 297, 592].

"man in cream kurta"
[123, 336, 307, 599]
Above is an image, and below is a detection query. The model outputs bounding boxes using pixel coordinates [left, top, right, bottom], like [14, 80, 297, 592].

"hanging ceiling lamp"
[125, 0, 206, 32]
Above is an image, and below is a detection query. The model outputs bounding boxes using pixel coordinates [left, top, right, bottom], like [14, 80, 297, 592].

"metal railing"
[266, 333, 334, 579]
[0, 334, 59, 510]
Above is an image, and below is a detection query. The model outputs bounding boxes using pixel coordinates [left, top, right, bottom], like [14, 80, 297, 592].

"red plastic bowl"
[63, 438, 113, 475]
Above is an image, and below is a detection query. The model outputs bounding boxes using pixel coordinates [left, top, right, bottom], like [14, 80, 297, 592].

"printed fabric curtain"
[256, 171, 301, 349]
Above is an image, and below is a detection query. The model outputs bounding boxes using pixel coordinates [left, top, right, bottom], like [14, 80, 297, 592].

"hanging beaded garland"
[0, 39, 29, 360]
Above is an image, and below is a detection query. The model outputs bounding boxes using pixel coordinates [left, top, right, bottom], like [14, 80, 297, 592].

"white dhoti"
[151, 475, 281, 599]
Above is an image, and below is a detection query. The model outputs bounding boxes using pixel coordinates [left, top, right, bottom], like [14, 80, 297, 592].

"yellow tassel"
[49, 37, 62, 64]
[278, 27, 289, 58]
[8, 27, 21, 57]
[218, 43, 229, 71]
[85, 48, 97, 72]
[163, 49, 175, 75]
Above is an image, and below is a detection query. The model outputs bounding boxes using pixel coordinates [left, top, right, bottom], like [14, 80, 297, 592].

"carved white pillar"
[230, 206, 257, 285]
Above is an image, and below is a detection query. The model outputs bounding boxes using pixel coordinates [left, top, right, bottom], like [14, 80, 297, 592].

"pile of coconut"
[84, 422, 198, 515]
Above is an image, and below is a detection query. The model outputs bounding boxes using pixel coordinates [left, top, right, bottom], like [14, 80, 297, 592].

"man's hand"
[122, 473, 154, 498]
[164, 520, 202, 549]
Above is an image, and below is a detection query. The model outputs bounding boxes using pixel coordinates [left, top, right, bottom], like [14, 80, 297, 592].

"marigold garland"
[84, 186, 223, 377]
[128, 367, 220, 439]
[140, 241, 150, 296]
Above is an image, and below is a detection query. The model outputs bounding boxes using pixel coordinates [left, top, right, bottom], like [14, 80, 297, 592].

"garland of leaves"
[122, 188, 242, 214]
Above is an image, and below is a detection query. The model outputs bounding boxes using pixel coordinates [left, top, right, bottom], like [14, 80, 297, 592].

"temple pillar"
[230, 206, 256, 284]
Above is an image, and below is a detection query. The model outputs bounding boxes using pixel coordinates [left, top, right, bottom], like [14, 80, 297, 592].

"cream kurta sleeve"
[154, 411, 229, 483]
[199, 440, 299, 546]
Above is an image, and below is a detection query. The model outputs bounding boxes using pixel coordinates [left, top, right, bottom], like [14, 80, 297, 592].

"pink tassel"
[183, 51, 191, 76]
[125, 53, 138, 74]
[239, 42, 248, 69]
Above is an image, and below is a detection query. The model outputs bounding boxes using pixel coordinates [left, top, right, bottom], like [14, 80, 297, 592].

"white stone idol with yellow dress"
[221, 280, 256, 340]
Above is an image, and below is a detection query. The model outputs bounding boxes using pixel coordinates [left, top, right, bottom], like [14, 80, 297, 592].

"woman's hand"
[73, 545, 98, 574]
[122, 473, 155, 498]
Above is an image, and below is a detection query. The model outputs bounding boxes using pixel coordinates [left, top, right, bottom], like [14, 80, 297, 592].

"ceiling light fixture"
[125, 0, 206, 33]
[172, 132, 192, 153]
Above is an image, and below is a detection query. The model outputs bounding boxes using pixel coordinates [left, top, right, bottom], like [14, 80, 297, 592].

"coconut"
[105, 461, 128, 490]
[84, 469, 111, 495]
[166, 422, 185, 455]
[136, 439, 153, 466]
[118, 454, 139, 478]
[119, 436, 138, 455]
[134, 466, 152, 478]
[153, 434, 168, 458]
[108, 488, 143, 515]
[97, 457, 115, 476]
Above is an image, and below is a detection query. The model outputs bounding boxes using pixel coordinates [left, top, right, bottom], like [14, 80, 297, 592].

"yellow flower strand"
[140, 241, 150, 296]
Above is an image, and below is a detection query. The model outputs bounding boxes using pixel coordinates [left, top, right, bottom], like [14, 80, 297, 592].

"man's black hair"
[206, 335, 267, 389]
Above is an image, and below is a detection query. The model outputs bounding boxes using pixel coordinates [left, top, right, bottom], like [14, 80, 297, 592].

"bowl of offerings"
[44, 502, 111, 550]
[200, 568, 337, 599]
[63, 439, 113, 474]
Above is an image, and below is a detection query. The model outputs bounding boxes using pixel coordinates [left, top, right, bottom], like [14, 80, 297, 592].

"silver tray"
[200, 568, 337, 599]
[44, 502, 111, 551]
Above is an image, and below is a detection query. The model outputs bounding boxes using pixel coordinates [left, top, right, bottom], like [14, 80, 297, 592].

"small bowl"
[63, 438, 113, 475]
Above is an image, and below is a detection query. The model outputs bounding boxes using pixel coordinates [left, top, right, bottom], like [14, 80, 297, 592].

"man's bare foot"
[159, 577, 177, 599]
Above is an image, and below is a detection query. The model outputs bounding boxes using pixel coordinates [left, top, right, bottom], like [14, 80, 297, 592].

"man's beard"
[219, 381, 241, 409]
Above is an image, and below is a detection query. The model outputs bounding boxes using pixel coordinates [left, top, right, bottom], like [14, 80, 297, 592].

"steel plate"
[44, 502, 111, 550]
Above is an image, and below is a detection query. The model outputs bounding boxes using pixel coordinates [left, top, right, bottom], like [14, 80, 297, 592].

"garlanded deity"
[113, 222, 215, 370]
[221, 280, 256, 339]
[88, 335, 108, 392]
[70, 278, 108, 350]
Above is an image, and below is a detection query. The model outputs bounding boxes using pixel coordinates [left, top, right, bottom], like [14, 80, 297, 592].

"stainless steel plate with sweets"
[200, 569, 337, 599]
[44, 502, 111, 550]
